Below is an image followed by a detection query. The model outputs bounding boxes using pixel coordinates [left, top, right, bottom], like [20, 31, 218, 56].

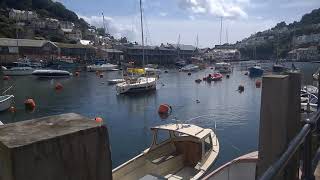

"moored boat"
[210, 73, 223, 81]
[112, 123, 219, 180]
[272, 63, 287, 72]
[248, 65, 264, 77]
[215, 62, 232, 73]
[181, 64, 200, 72]
[1, 60, 37, 76]
[0, 95, 14, 111]
[32, 69, 72, 78]
[87, 63, 118, 72]
[116, 77, 157, 94]
[108, 79, 125, 85]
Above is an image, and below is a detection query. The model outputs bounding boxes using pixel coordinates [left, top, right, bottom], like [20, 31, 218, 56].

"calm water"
[0, 62, 318, 171]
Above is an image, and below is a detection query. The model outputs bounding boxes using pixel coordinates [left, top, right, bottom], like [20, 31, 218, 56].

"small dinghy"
[113, 123, 219, 180]
[32, 69, 72, 78]
[0, 95, 14, 111]
[210, 73, 223, 81]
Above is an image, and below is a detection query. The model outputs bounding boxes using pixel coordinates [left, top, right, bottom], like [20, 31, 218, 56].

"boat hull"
[0, 95, 14, 111]
[32, 70, 72, 78]
[248, 67, 263, 77]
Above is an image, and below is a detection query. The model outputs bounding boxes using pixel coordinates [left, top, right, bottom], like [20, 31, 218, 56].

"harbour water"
[0, 61, 318, 170]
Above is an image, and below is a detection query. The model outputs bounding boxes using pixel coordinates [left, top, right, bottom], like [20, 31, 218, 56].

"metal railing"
[259, 77, 320, 180]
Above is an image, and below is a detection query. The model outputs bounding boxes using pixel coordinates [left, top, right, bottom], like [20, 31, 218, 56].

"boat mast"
[139, 0, 145, 67]
[102, 12, 108, 62]
[219, 16, 223, 45]
[177, 34, 181, 59]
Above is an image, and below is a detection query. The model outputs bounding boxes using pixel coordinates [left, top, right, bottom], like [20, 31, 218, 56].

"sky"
[56, 0, 320, 47]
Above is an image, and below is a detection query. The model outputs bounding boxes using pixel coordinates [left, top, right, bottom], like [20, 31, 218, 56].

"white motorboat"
[181, 64, 200, 72]
[0, 95, 14, 111]
[145, 67, 161, 75]
[1, 66, 34, 76]
[301, 89, 318, 113]
[87, 63, 118, 72]
[302, 85, 318, 95]
[202, 151, 258, 180]
[108, 79, 125, 85]
[215, 62, 232, 73]
[116, 77, 157, 94]
[32, 69, 72, 78]
[113, 123, 219, 180]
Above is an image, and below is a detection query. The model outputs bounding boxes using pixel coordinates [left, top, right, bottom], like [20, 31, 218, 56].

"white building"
[288, 46, 319, 61]
[9, 9, 38, 21]
[204, 49, 241, 61]
[295, 34, 320, 45]
[66, 29, 82, 41]
[60, 21, 74, 33]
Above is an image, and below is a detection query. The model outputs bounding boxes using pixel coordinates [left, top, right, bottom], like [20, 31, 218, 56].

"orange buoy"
[158, 104, 172, 114]
[9, 106, 16, 113]
[256, 80, 262, 88]
[3, 76, 9, 80]
[24, 98, 36, 111]
[55, 83, 63, 90]
[95, 117, 103, 123]
[75, 71, 80, 77]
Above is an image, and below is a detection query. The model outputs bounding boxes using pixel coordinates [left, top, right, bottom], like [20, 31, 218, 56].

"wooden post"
[0, 113, 112, 180]
[256, 73, 301, 180]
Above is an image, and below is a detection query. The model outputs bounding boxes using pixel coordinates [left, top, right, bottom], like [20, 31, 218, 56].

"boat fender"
[95, 117, 103, 123]
[226, 74, 230, 79]
[188, 72, 192, 76]
[55, 83, 63, 91]
[9, 106, 16, 113]
[24, 99, 36, 111]
[3, 76, 10, 80]
[256, 80, 262, 88]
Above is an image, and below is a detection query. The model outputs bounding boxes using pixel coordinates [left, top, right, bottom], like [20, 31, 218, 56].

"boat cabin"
[113, 123, 219, 180]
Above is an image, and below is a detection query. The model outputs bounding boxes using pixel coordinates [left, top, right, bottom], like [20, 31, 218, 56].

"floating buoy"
[100, 73, 104, 78]
[158, 104, 172, 114]
[195, 79, 202, 83]
[238, 85, 245, 92]
[75, 71, 80, 77]
[244, 72, 249, 75]
[188, 72, 192, 76]
[55, 83, 63, 91]
[9, 106, 16, 113]
[95, 117, 103, 123]
[164, 70, 168, 73]
[256, 80, 262, 88]
[24, 98, 36, 111]
[3, 76, 10, 80]
[226, 74, 230, 79]
[196, 100, 200, 103]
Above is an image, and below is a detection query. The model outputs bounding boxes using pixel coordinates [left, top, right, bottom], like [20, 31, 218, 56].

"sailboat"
[272, 31, 287, 72]
[115, 0, 156, 94]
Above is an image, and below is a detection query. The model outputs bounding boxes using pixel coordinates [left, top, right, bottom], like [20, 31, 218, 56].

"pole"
[219, 16, 223, 45]
[139, 0, 145, 67]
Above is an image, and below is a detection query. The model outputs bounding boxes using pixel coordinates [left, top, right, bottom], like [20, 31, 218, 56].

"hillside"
[236, 8, 320, 60]
[0, 0, 89, 42]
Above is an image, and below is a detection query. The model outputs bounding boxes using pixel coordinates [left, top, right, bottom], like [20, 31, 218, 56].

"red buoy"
[256, 80, 262, 88]
[24, 99, 36, 111]
[55, 83, 63, 90]
[3, 76, 9, 80]
[158, 104, 172, 114]
[75, 71, 80, 77]
[95, 117, 103, 123]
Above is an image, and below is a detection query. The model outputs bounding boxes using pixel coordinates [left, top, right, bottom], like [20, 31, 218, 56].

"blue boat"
[248, 65, 264, 77]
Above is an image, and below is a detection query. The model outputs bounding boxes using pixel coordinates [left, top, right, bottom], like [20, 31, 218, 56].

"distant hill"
[236, 8, 320, 60]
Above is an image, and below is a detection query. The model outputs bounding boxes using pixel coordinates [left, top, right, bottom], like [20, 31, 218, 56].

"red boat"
[210, 73, 223, 81]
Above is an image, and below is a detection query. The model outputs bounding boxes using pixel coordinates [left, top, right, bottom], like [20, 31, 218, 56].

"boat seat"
[150, 152, 179, 165]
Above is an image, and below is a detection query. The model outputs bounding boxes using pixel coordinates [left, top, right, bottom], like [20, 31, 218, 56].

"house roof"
[151, 123, 212, 139]
[55, 42, 95, 49]
[170, 44, 197, 51]
[0, 38, 54, 47]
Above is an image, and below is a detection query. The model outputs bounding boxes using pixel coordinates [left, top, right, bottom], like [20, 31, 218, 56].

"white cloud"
[79, 15, 138, 41]
[159, 12, 168, 17]
[177, 0, 249, 19]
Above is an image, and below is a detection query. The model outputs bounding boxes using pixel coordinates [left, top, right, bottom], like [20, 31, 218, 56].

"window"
[156, 130, 170, 145]
[204, 136, 212, 154]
